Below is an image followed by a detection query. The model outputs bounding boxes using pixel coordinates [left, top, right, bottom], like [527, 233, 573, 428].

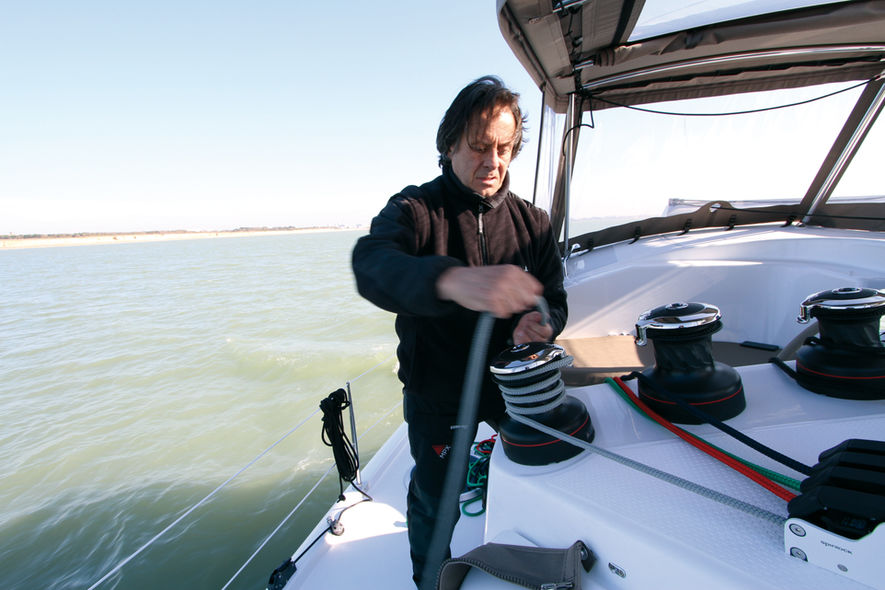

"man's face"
[448, 107, 517, 197]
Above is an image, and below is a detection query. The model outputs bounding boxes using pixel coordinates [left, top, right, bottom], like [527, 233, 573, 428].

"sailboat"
[272, 1, 885, 588]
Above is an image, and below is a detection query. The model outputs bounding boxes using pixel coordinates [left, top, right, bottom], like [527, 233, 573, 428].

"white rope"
[495, 355, 572, 415]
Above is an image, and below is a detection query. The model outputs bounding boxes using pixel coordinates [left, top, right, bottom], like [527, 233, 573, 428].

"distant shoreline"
[0, 227, 366, 251]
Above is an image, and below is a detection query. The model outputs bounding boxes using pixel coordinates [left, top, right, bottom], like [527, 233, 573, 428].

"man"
[351, 76, 567, 586]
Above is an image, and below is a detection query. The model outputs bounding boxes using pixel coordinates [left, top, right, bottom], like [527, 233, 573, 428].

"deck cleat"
[786, 438, 885, 588]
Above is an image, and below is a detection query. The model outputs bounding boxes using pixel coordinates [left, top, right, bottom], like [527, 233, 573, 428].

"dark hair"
[436, 75, 526, 168]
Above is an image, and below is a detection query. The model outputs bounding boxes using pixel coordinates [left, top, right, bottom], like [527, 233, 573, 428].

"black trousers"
[404, 394, 502, 587]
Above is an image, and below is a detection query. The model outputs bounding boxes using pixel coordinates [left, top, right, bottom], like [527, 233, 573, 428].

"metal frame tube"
[531, 87, 548, 207]
[345, 381, 361, 486]
[562, 92, 577, 275]
[577, 45, 885, 85]
[803, 76, 885, 221]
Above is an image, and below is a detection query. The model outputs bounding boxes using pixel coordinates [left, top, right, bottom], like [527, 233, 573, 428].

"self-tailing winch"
[634, 301, 745, 424]
[490, 342, 594, 466]
[794, 286, 885, 399]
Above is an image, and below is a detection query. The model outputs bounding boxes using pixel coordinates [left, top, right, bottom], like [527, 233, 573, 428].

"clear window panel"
[567, 83, 864, 236]
[629, 0, 845, 42]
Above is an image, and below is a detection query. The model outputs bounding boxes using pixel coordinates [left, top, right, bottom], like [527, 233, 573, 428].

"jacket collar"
[442, 164, 510, 210]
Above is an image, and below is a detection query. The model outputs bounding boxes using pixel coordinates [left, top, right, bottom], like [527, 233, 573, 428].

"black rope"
[559, 94, 595, 157]
[586, 76, 880, 117]
[770, 356, 800, 380]
[266, 524, 332, 589]
[560, 122, 595, 156]
[266, 388, 376, 589]
[626, 371, 814, 475]
[291, 525, 331, 566]
[320, 388, 363, 500]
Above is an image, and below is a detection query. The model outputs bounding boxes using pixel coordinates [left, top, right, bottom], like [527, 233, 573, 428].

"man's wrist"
[435, 266, 462, 301]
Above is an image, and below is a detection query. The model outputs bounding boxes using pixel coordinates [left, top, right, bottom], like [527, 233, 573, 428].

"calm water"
[0, 231, 404, 590]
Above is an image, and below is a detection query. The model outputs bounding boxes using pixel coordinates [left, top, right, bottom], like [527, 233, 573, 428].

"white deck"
[561, 225, 885, 347]
[486, 363, 885, 590]
[283, 422, 493, 589]
[284, 362, 885, 589]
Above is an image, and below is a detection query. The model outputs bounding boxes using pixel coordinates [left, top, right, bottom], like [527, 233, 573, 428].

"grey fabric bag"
[436, 540, 595, 590]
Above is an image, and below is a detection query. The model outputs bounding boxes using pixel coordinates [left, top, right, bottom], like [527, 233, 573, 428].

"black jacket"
[352, 165, 567, 418]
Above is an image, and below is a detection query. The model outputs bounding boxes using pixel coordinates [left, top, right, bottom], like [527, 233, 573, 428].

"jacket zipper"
[477, 205, 488, 265]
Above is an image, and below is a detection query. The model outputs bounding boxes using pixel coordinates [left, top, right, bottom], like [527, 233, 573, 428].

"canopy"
[498, 0, 885, 111]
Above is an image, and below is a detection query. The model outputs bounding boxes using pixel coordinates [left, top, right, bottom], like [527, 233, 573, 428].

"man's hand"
[512, 311, 553, 344]
[436, 265, 542, 319]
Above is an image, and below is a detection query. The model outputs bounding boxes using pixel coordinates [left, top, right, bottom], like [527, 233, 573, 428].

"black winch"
[794, 287, 885, 399]
[634, 302, 745, 424]
[491, 342, 595, 466]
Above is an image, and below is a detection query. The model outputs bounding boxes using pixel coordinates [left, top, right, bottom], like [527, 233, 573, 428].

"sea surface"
[0, 218, 631, 590]
[0, 230, 403, 590]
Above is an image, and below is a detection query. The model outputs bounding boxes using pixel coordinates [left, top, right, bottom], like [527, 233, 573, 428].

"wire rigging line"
[220, 462, 337, 590]
[87, 353, 397, 590]
[86, 407, 321, 590]
[221, 396, 404, 590]
[587, 76, 880, 117]
[348, 352, 397, 382]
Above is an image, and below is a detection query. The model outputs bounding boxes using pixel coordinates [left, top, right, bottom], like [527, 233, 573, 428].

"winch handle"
[536, 295, 550, 327]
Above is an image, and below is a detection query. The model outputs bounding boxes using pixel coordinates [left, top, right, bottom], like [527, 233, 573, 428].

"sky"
[1, 1, 544, 235]
[3, 1, 881, 236]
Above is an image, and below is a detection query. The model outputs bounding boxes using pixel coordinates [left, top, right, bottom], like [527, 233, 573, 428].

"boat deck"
[486, 363, 885, 590]
[285, 362, 885, 589]
[283, 422, 494, 589]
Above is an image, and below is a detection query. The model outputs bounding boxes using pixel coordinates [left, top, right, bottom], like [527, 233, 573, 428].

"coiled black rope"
[320, 388, 365, 499]
[267, 388, 374, 590]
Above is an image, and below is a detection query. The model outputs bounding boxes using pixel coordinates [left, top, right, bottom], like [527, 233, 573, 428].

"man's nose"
[481, 147, 501, 168]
